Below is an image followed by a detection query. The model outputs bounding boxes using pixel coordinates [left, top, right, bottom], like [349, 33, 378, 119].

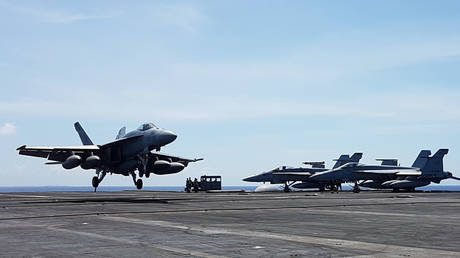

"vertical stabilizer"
[422, 149, 448, 174]
[333, 154, 350, 169]
[350, 152, 363, 162]
[74, 122, 94, 145]
[116, 126, 126, 140]
[411, 150, 431, 168]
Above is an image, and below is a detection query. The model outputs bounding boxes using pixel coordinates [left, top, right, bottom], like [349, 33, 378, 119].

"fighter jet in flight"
[242, 153, 362, 192]
[309, 149, 458, 192]
[17, 122, 202, 191]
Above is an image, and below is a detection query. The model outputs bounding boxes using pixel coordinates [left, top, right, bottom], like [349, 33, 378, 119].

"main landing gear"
[353, 182, 361, 193]
[284, 182, 290, 192]
[131, 172, 143, 190]
[92, 170, 107, 192]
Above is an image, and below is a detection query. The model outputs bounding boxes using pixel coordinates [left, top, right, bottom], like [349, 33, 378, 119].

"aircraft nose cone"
[162, 130, 177, 145]
[243, 175, 259, 182]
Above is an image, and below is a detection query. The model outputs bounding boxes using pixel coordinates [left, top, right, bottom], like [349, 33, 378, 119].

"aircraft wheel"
[92, 176, 99, 188]
[136, 179, 143, 190]
[352, 182, 361, 193]
[284, 185, 290, 192]
[353, 185, 360, 193]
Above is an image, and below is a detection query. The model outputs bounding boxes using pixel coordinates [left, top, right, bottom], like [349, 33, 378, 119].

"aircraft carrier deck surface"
[0, 190, 459, 257]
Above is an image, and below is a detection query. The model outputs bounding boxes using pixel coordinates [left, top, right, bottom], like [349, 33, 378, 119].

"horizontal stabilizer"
[148, 151, 204, 166]
[450, 176, 460, 181]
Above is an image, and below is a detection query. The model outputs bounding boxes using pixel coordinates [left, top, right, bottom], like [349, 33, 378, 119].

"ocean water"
[0, 185, 459, 193]
[0, 186, 257, 193]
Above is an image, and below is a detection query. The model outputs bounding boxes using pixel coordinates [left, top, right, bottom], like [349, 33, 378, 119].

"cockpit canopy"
[137, 123, 158, 131]
[271, 166, 294, 171]
[338, 162, 359, 169]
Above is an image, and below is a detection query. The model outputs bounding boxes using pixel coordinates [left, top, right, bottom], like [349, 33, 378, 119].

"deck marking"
[302, 209, 460, 219]
[46, 225, 227, 258]
[0, 194, 50, 198]
[103, 216, 460, 257]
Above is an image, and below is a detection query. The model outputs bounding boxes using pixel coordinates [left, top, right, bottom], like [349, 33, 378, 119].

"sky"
[1, 0, 460, 187]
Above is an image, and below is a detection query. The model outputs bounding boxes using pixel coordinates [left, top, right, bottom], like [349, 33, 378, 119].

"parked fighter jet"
[309, 149, 458, 192]
[292, 153, 362, 191]
[17, 122, 202, 191]
[360, 149, 460, 191]
[242, 153, 362, 192]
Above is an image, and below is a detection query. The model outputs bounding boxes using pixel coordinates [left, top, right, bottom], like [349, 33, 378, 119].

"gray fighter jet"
[309, 149, 458, 192]
[242, 153, 362, 192]
[17, 122, 202, 191]
[360, 149, 460, 191]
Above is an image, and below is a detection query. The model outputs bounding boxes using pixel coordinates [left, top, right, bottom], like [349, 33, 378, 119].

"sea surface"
[0, 185, 459, 193]
[0, 186, 256, 193]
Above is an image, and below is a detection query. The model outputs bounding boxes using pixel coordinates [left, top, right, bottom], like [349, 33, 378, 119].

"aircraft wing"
[149, 151, 203, 166]
[17, 145, 100, 162]
[101, 135, 143, 148]
[353, 169, 421, 176]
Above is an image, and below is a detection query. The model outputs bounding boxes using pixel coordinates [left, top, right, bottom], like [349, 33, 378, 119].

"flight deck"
[0, 191, 459, 257]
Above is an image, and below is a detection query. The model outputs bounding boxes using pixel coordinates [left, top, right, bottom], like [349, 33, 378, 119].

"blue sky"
[1, 0, 460, 187]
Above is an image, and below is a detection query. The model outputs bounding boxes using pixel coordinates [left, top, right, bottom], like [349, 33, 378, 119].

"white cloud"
[0, 122, 16, 136]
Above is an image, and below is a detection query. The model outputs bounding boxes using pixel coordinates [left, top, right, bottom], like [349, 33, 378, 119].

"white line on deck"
[46, 226, 227, 258]
[302, 209, 460, 220]
[102, 216, 460, 257]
